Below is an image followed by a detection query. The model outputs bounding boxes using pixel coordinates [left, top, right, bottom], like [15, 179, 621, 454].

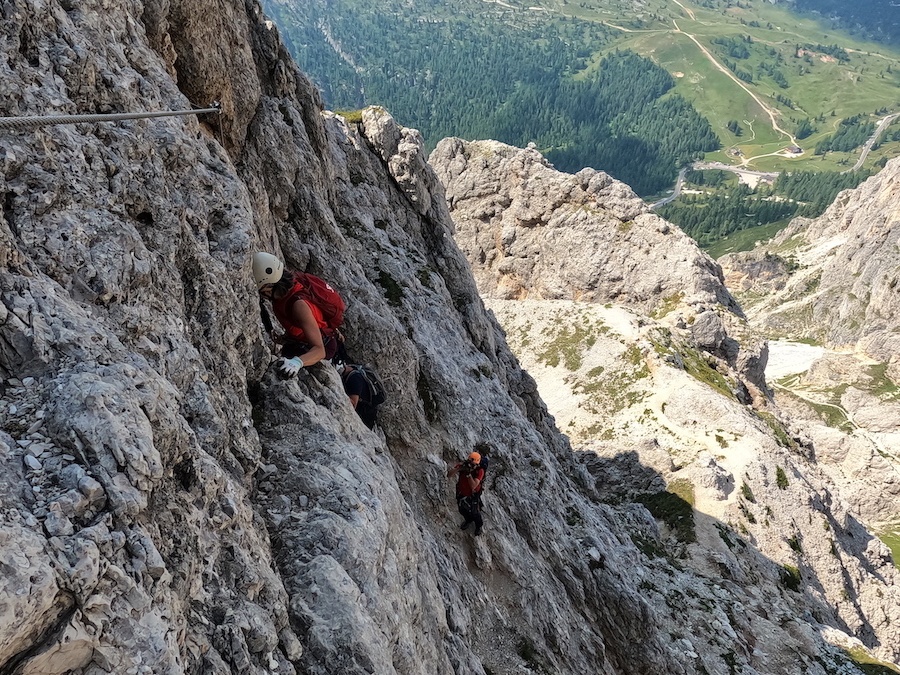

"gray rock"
[722, 162, 900, 348]
[691, 311, 727, 351]
[430, 138, 740, 316]
[44, 509, 74, 537]
[77, 475, 105, 503]
[0, 0, 897, 672]
[280, 627, 304, 661]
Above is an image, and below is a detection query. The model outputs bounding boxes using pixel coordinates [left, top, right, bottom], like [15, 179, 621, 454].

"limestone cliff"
[720, 160, 900, 353]
[429, 137, 772, 397]
[430, 138, 900, 671]
[719, 164, 900, 530]
[430, 138, 738, 313]
[0, 2, 898, 675]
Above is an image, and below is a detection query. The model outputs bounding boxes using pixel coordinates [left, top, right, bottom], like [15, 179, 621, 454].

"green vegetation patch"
[815, 115, 876, 154]
[659, 169, 871, 251]
[416, 268, 434, 290]
[631, 533, 669, 559]
[416, 372, 438, 422]
[377, 269, 404, 306]
[756, 410, 800, 451]
[739, 501, 757, 524]
[335, 109, 364, 124]
[658, 186, 796, 250]
[878, 528, 900, 569]
[776, 466, 789, 489]
[778, 366, 892, 432]
[740, 481, 756, 503]
[668, 478, 696, 507]
[278, 0, 900, 254]
[536, 320, 597, 370]
[716, 523, 746, 550]
[706, 220, 788, 259]
[572, 344, 650, 415]
[651, 293, 684, 319]
[865, 363, 900, 399]
[774, 170, 873, 211]
[845, 646, 900, 674]
[803, 398, 854, 432]
[638, 478, 696, 543]
[682, 349, 733, 398]
[269, 0, 721, 196]
[649, 328, 734, 397]
[780, 564, 802, 592]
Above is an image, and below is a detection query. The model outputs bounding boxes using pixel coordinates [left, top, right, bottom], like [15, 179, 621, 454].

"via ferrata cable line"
[0, 102, 221, 131]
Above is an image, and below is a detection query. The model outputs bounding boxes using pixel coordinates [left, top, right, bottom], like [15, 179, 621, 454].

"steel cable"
[0, 105, 221, 131]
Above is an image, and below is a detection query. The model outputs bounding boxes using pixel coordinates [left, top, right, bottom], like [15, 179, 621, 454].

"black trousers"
[457, 495, 483, 529]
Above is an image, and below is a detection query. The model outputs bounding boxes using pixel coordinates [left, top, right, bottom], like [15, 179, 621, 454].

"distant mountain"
[721, 158, 900, 349]
[264, 0, 900, 165]
[719, 156, 900, 554]
[264, 0, 900, 250]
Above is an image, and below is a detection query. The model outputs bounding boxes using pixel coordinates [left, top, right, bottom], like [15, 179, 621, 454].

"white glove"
[278, 357, 303, 377]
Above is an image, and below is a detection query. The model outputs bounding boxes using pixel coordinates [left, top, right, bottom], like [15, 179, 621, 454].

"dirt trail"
[673, 20, 797, 147]
[671, 0, 695, 21]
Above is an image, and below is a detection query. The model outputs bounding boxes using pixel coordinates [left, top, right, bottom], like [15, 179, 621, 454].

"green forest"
[814, 115, 877, 155]
[265, 1, 720, 195]
[264, 0, 900, 249]
[658, 170, 871, 248]
[792, 0, 900, 46]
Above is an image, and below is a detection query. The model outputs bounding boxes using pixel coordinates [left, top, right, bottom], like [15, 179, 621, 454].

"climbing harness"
[0, 103, 221, 131]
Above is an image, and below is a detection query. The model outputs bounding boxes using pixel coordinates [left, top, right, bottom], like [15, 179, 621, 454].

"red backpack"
[294, 272, 345, 331]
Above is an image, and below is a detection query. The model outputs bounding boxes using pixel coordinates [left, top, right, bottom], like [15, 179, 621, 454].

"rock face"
[719, 164, 900, 529]
[721, 161, 900, 353]
[430, 138, 739, 314]
[430, 137, 774, 403]
[482, 298, 900, 668]
[431, 141, 900, 669]
[0, 2, 898, 675]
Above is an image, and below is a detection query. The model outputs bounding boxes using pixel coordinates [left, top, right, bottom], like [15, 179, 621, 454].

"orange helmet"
[468, 451, 481, 464]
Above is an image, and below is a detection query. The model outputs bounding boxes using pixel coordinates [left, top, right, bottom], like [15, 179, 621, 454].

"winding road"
[672, 20, 798, 148]
[848, 112, 900, 171]
[671, 0, 695, 21]
[648, 109, 894, 208]
[650, 167, 688, 208]
[610, 1, 900, 207]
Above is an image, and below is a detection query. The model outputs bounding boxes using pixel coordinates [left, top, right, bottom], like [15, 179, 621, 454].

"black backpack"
[355, 365, 386, 406]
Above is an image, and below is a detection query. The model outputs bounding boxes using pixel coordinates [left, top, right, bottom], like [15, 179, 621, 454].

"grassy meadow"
[550, 0, 900, 173]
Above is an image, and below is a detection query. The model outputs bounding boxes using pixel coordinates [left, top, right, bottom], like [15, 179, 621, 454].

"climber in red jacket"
[253, 252, 344, 376]
[448, 451, 485, 536]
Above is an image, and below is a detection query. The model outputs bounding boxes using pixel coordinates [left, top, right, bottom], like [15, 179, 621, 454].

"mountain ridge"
[0, 1, 899, 673]
[430, 134, 900, 670]
[719, 158, 900, 537]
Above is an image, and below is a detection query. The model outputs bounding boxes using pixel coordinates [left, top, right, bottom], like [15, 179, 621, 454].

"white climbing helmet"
[252, 252, 284, 289]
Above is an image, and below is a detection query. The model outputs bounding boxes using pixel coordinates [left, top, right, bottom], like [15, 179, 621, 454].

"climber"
[447, 451, 485, 536]
[252, 252, 345, 377]
[336, 362, 384, 430]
